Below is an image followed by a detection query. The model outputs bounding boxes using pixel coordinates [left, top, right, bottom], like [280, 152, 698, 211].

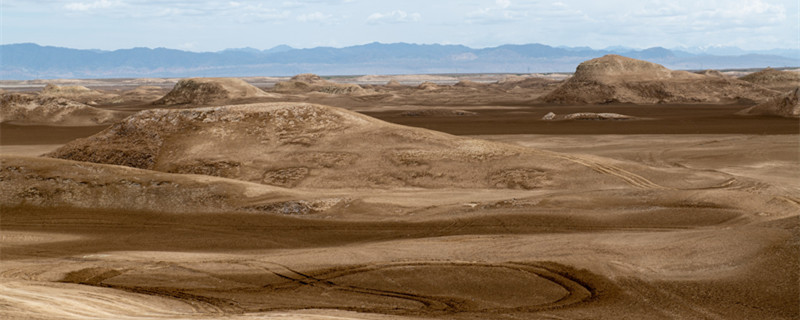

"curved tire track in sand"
[248, 261, 593, 314]
[59, 267, 240, 314]
[551, 154, 668, 189]
[60, 261, 595, 316]
[775, 196, 800, 208]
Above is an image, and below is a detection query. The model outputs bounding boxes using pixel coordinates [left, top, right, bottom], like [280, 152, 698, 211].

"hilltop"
[1, 92, 126, 126]
[47, 102, 731, 190]
[542, 55, 777, 104]
[153, 78, 273, 105]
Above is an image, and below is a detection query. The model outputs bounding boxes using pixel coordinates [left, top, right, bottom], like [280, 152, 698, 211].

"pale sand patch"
[0, 231, 83, 245]
[0, 144, 63, 156]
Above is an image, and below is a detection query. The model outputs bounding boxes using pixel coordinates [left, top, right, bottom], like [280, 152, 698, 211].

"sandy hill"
[153, 78, 272, 105]
[737, 88, 800, 118]
[1, 92, 126, 126]
[453, 80, 484, 88]
[119, 85, 168, 102]
[571, 55, 700, 82]
[739, 68, 800, 92]
[40, 83, 120, 104]
[385, 79, 403, 87]
[417, 81, 441, 91]
[0, 155, 347, 214]
[354, 77, 554, 107]
[696, 70, 728, 78]
[274, 74, 366, 95]
[496, 77, 560, 91]
[41, 83, 94, 95]
[542, 55, 776, 104]
[47, 102, 731, 190]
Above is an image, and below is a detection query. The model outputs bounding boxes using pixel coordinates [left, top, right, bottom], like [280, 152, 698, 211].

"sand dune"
[0, 155, 351, 214]
[345, 77, 558, 108]
[496, 76, 560, 90]
[39, 83, 121, 104]
[696, 69, 728, 78]
[153, 78, 273, 105]
[737, 87, 800, 118]
[740, 67, 800, 92]
[1, 70, 798, 320]
[417, 81, 441, 91]
[118, 85, 168, 103]
[1, 92, 126, 126]
[542, 55, 776, 104]
[46, 102, 734, 190]
[274, 74, 367, 95]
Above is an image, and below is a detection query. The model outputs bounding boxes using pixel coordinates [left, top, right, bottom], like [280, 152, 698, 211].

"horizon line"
[3, 41, 798, 54]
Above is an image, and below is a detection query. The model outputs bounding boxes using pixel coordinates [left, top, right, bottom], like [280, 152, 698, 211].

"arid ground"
[1, 57, 798, 319]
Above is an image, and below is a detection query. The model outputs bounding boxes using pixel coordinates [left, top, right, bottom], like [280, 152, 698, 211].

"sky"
[2, 0, 798, 52]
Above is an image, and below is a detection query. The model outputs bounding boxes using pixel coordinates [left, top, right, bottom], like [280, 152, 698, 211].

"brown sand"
[1, 93, 127, 126]
[1, 72, 798, 320]
[740, 67, 800, 92]
[46, 102, 744, 192]
[738, 87, 800, 118]
[0, 124, 109, 145]
[153, 78, 273, 105]
[363, 104, 799, 135]
[39, 83, 122, 104]
[542, 55, 777, 104]
[274, 74, 367, 95]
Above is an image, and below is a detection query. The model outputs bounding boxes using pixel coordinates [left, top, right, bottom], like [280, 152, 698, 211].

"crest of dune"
[153, 78, 272, 105]
[274, 74, 366, 95]
[45, 102, 723, 190]
[739, 68, 800, 91]
[737, 88, 800, 118]
[1, 92, 125, 126]
[543, 55, 776, 104]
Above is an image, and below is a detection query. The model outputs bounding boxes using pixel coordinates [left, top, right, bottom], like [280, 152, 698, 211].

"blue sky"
[2, 0, 797, 51]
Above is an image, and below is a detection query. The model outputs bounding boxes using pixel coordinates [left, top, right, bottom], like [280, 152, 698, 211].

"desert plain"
[0, 55, 798, 319]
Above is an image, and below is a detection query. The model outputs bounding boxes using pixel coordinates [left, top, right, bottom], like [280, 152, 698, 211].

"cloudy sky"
[2, 0, 797, 51]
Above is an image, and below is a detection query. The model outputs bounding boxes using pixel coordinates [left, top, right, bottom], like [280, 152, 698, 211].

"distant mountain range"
[1, 42, 797, 80]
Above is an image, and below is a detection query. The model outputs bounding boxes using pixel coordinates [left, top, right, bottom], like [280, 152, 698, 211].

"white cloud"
[8, 0, 797, 52]
[630, 0, 786, 29]
[281, 0, 354, 7]
[466, 8, 525, 24]
[465, 0, 532, 24]
[366, 10, 421, 24]
[281, 1, 303, 8]
[64, 0, 117, 11]
[297, 11, 332, 22]
[705, 0, 786, 22]
[237, 8, 291, 23]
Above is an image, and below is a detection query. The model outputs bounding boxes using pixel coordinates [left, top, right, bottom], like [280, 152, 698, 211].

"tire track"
[554, 154, 668, 190]
[50, 260, 599, 316]
[775, 196, 800, 208]
[265, 261, 595, 313]
[247, 261, 460, 312]
[58, 266, 240, 314]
